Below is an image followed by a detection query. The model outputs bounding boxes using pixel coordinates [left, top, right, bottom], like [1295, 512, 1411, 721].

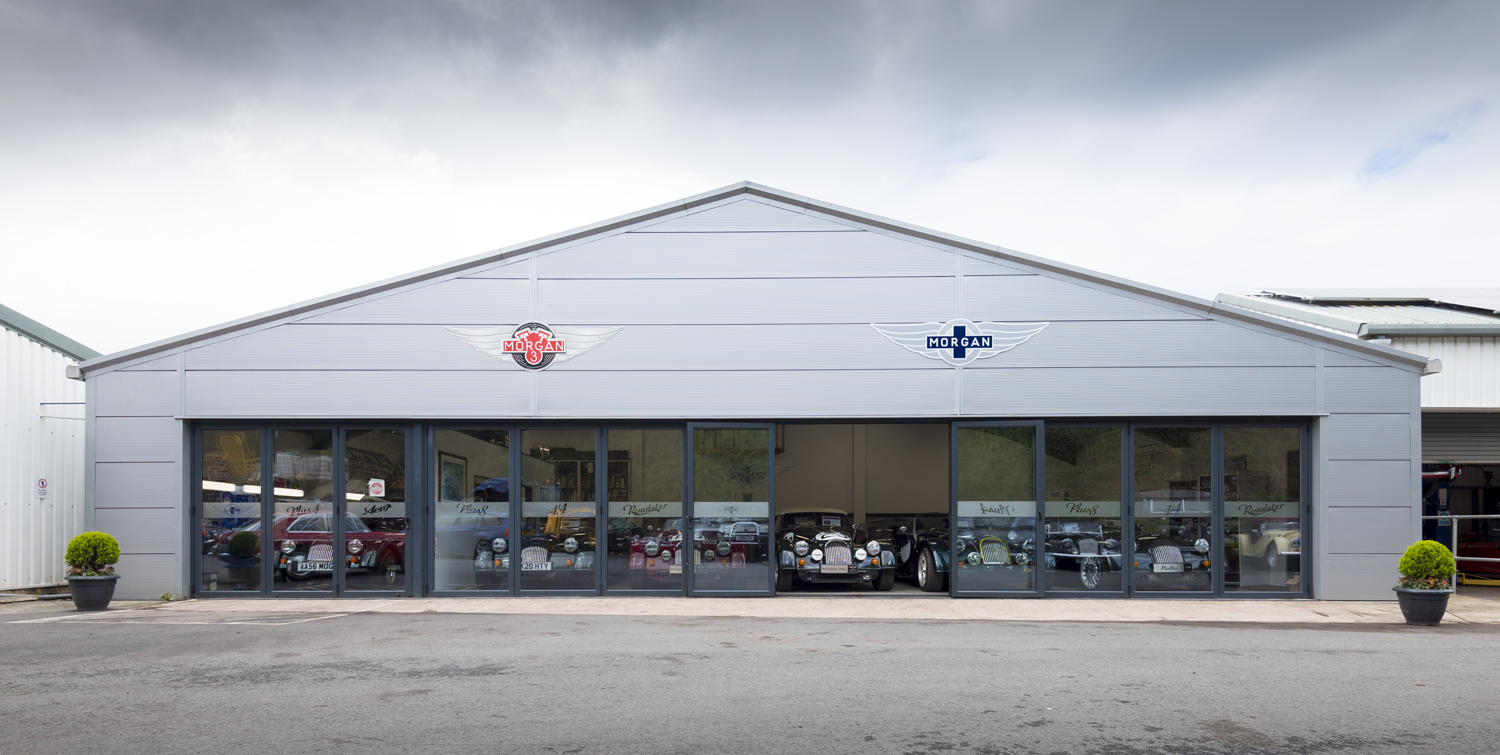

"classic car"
[220, 512, 406, 585]
[689, 521, 754, 581]
[627, 517, 687, 588]
[1233, 520, 1301, 571]
[866, 513, 950, 592]
[1133, 533, 1211, 589]
[774, 509, 894, 592]
[951, 518, 1037, 590]
[435, 511, 510, 588]
[1043, 520, 1124, 590]
[519, 524, 596, 580]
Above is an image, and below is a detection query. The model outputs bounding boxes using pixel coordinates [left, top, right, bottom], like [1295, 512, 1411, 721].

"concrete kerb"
[14, 594, 1496, 625]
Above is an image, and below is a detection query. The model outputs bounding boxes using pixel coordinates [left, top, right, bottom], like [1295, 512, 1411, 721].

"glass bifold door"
[196, 426, 413, 597]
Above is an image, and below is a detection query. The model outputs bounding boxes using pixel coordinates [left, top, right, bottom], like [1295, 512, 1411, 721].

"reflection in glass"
[434, 430, 510, 592]
[953, 426, 1037, 592]
[1044, 428, 1124, 592]
[344, 429, 407, 591]
[606, 429, 684, 591]
[692, 428, 770, 592]
[521, 429, 598, 591]
[272, 429, 336, 592]
[1133, 427, 1213, 592]
[200, 430, 262, 592]
[1225, 427, 1302, 592]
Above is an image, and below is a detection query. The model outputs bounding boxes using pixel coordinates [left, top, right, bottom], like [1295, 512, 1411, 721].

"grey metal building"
[76, 183, 1435, 601]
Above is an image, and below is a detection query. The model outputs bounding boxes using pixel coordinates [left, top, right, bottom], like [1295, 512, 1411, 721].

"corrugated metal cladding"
[1423, 413, 1500, 463]
[79, 187, 1428, 601]
[1, 326, 85, 590]
[1394, 337, 1499, 409]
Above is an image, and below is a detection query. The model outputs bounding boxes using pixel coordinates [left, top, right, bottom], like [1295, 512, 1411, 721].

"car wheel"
[284, 557, 310, 581]
[1265, 543, 1280, 570]
[1080, 557, 1102, 590]
[775, 567, 794, 593]
[380, 553, 399, 586]
[918, 549, 945, 592]
[873, 569, 895, 592]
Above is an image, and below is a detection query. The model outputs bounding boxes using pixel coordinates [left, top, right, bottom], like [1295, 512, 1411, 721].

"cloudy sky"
[2, 1, 1496, 355]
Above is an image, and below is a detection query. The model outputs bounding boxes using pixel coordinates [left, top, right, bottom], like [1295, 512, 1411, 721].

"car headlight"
[811, 549, 824, 562]
[956, 539, 968, 552]
[717, 540, 732, 556]
[1061, 538, 1077, 554]
[866, 540, 881, 555]
[855, 548, 868, 561]
[1291, 537, 1301, 549]
[703, 548, 716, 562]
[347, 539, 363, 555]
[660, 549, 673, 564]
[966, 552, 981, 565]
[1013, 551, 1029, 566]
[645, 541, 660, 557]
[1194, 538, 1210, 554]
[794, 541, 809, 556]
[492, 537, 507, 554]
[279, 540, 297, 555]
[564, 537, 579, 553]
[1008, 530, 1019, 541]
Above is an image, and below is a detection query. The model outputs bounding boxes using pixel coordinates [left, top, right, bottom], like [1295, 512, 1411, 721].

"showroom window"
[1224, 427, 1303, 593]
[1044, 427, 1124, 594]
[605, 428, 685, 593]
[432, 429, 511, 593]
[199, 429, 262, 594]
[1133, 427, 1214, 594]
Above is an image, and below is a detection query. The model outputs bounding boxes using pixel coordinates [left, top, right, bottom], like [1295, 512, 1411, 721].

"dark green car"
[774, 509, 895, 592]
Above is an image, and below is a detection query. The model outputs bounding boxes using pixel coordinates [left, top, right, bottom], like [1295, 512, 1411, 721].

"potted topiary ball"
[1393, 539, 1457, 626]
[222, 531, 260, 589]
[65, 531, 122, 611]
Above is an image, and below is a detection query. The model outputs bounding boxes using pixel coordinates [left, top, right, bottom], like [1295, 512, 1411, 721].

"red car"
[221, 513, 405, 585]
[626, 519, 752, 587]
[1457, 535, 1500, 576]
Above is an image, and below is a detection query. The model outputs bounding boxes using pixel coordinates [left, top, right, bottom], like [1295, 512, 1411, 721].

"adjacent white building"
[1, 303, 98, 592]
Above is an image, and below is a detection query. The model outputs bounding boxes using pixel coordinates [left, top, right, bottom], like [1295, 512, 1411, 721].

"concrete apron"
[26, 594, 1500, 625]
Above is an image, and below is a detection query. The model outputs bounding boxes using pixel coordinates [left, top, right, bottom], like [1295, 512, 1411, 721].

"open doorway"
[772, 423, 951, 595]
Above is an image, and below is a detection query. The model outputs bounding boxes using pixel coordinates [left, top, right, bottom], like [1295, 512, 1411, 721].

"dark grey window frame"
[950, 420, 1046, 599]
[1040, 422, 1129, 599]
[686, 422, 777, 598]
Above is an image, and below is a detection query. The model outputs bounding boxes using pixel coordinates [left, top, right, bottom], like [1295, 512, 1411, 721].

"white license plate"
[521, 562, 552, 571]
[668, 565, 682, 574]
[1153, 563, 1184, 573]
[301, 561, 333, 572]
[821, 564, 850, 574]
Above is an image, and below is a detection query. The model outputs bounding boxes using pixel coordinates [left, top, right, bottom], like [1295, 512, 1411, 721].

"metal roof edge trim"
[0, 302, 100, 361]
[1368, 323, 1500, 336]
[1214, 294, 1370, 335]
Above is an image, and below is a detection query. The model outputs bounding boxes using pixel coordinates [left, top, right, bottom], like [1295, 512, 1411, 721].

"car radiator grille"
[1078, 538, 1099, 555]
[979, 540, 1009, 565]
[1152, 545, 1183, 564]
[308, 544, 334, 561]
[824, 545, 852, 565]
[522, 546, 550, 563]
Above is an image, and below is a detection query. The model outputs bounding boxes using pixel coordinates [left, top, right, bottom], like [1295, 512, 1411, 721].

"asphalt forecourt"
[10, 593, 1500, 626]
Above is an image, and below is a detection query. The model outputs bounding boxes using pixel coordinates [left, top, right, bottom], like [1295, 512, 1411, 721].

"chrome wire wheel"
[1080, 557, 1101, 590]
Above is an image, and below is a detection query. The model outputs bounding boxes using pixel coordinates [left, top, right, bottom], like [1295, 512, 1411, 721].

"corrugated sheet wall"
[1, 326, 85, 590]
[1422, 413, 1500, 463]
[1393, 337, 1499, 409]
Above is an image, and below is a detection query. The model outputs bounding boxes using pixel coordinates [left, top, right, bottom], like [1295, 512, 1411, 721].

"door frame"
[685, 422, 776, 597]
[950, 420, 1045, 598]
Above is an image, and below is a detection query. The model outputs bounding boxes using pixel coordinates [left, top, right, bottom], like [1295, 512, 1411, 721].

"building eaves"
[0, 302, 100, 361]
[1224, 290, 1500, 337]
[78, 181, 1432, 375]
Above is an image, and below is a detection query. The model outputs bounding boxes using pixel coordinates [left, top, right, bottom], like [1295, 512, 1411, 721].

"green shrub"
[65, 531, 121, 576]
[1397, 540, 1456, 590]
[227, 531, 259, 559]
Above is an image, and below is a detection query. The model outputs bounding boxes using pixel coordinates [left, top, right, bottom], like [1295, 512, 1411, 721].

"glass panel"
[606, 429, 684, 591]
[691, 428, 770, 592]
[200, 430, 262, 593]
[272, 429, 336, 592]
[344, 429, 407, 591]
[434, 430, 511, 592]
[954, 426, 1037, 592]
[1224, 427, 1302, 592]
[1133, 427, 1213, 592]
[520, 429, 597, 591]
[1044, 428, 1124, 592]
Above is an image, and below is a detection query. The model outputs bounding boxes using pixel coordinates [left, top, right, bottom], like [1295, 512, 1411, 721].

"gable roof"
[77, 181, 1432, 376]
[0, 302, 99, 361]
[1218, 289, 1500, 337]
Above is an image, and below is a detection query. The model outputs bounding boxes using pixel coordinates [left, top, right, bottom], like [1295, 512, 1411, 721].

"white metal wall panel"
[961, 254, 1032, 276]
[1321, 554, 1403, 601]
[960, 320, 1315, 369]
[536, 231, 959, 279]
[456, 260, 530, 279]
[119, 354, 180, 371]
[185, 370, 534, 417]
[95, 508, 178, 554]
[95, 370, 178, 417]
[95, 417, 180, 462]
[1322, 414, 1412, 460]
[1323, 367, 1413, 414]
[1325, 507, 1413, 553]
[1322, 350, 1381, 367]
[539, 277, 958, 325]
[112, 553, 178, 601]
[637, 198, 856, 233]
[964, 276, 1208, 322]
[300, 279, 532, 324]
[1, 326, 86, 590]
[1323, 460, 1413, 504]
[185, 324, 494, 371]
[536, 370, 957, 417]
[94, 463, 179, 507]
[1422, 413, 1500, 462]
[1395, 336, 1499, 409]
[962, 367, 1316, 416]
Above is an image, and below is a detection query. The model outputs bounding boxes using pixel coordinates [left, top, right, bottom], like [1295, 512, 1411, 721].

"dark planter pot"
[1393, 587, 1453, 626]
[66, 575, 119, 612]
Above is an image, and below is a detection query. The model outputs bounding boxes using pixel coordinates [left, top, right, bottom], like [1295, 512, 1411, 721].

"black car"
[866, 513, 952, 592]
[1043, 520, 1123, 590]
[950, 518, 1036, 591]
[775, 509, 894, 592]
